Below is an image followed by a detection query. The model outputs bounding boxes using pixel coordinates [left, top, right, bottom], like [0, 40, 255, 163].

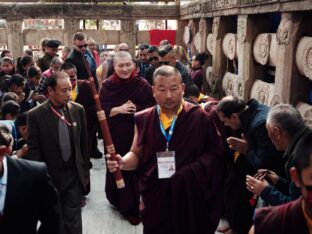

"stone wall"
[180, 0, 312, 126]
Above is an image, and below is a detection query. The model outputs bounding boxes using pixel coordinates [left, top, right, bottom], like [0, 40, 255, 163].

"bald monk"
[107, 65, 224, 234]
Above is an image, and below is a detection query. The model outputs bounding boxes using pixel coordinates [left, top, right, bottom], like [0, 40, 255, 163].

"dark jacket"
[239, 99, 285, 175]
[260, 126, 311, 206]
[0, 157, 61, 234]
[26, 101, 89, 194]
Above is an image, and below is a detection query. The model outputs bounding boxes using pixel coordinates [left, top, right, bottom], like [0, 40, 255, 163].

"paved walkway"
[82, 141, 224, 234]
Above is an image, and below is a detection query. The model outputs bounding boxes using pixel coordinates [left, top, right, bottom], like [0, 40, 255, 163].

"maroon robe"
[255, 198, 308, 234]
[135, 102, 224, 234]
[99, 74, 155, 217]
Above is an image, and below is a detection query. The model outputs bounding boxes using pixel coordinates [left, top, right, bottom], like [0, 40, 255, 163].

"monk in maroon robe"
[99, 51, 155, 224]
[107, 65, 224, 234]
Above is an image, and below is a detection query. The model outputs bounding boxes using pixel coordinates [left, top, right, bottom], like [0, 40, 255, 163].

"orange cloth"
[159, 103, 183, 130]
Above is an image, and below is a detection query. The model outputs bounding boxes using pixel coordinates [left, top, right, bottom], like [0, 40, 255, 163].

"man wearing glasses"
[66, 32, 103, 160]
[158, 44, 192, 85]
[144, 46, 160, 85]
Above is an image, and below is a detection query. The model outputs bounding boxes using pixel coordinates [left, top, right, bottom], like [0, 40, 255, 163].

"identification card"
[157, 151, 176, 179]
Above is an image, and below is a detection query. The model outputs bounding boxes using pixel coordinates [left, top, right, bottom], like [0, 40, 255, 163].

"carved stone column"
[120, 19, 136, 57]
[5, 19, 23, 59]
[237, 15, 268, 100]
[64, 19, 80, 47]
[177, 20, 188, 47]
[275, 13, 302, 104]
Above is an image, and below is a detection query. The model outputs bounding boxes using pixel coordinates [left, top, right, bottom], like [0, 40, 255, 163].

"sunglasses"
[158, 61, 170, 65]
[77, 44, 88, 49]
[148, 56, 159, 62]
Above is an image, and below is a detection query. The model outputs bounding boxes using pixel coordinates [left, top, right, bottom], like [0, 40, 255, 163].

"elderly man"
[246, 104, 311, 205]
[250, 133, 312, 234]
[158, 44, 192, 85]
[27, 71, 89, 234]
[107, 66, 224, 234]
[99, 51, 154, 225]
[37, 39, 61, 72]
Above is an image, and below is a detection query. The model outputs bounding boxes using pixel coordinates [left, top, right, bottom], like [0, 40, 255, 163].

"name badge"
[157, 151, 176, 179]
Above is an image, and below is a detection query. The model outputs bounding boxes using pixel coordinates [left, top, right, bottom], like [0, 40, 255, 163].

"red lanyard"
[50, 105, 72, 126]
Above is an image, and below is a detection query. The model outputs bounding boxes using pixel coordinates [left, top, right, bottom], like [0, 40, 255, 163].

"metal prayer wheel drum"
[295, 37, 312, 81]
[222, 33, 238, 60]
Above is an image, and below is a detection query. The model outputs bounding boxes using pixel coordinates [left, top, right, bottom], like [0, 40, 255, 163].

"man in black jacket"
[66, 32, 102, 159]
[0, 124, 61, 234]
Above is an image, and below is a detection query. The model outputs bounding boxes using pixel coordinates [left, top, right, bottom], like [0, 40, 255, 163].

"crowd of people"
[0, 31, 311, 234]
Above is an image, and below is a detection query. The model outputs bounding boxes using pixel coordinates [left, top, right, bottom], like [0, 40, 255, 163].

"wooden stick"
[80, 52, 125, 189]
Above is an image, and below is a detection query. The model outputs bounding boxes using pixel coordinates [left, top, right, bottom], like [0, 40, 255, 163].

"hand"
[227, 134, 248, 155]
[118, 100, 136, 114]
[258, 169, 279, 185]
[15, 144, 28, 158]
[32, 93, 46, 102]
[17, 92, 26, 104]
[246, 175, 269, 196]
[106, 154, 123, 173]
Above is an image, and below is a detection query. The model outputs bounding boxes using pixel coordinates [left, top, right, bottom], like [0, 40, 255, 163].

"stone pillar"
[64, 19, 80, 47]
[275, 13, 303, 104]
[5, 19, 23, 59]
[237, 15, 269, 100]
[120, 19, 136, 57]
[177, 20, 188, 46]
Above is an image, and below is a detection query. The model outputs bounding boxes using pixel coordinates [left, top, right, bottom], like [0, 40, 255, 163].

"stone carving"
[6, 21, 22, 34]
[269, 95, 283, 107]
[277, 14, 292, 46]
[183, 26, 191, 46]
[253, 33, 271, 65]
[222, 33, 237, 60]
[295, 37, 312, 81]
[222, 72, 238, 96]
[121, 20, 134, 33]
[212, 18, 220, 35]
[237, 16, 247, 44]
[269, 34, 278, 66]
[296, 102, 312, 129]
[206, 66, 213, 90]
[237, 81, 244, 98]
[207, 33, 215, 56]
[194, 32, 201, 52]
[250, 80, 275, 106]
[188, 3, 201, 14]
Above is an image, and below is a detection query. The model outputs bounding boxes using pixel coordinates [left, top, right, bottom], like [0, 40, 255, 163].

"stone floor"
[81, 141, 224, 234]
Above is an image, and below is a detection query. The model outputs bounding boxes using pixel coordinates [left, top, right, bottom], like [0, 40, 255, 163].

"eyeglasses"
[148, 56, 159, 62]
[77, 44, 88, 49]
[158, 61, 170, 66]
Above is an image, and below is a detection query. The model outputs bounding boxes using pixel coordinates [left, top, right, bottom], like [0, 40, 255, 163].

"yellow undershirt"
[302, 199, 312, 233]
[159, 103, 183, 130]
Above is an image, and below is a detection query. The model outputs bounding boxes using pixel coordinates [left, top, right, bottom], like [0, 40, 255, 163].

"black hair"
[1, 56, 13, 65]
[138, 43, 150, 51]
[0, 123, 12, 147]
[158, 44, 174, 57]
[147, 46, 159, 53]
[46, 71, 69, 89]
[15, 111, 28, 127]
[2, 92, 18, 103]
[21, 55, 33, 67]
[293, 133, 312, 178]
[1, 100, 20, 120]
[27, 66, 41, 78]
[8, 74, 25, 88]
[0, 75, 11, 93]
[194, 53, 209, 66]
[61, 62, 76, 71]
[184, 83, 200, 98]
[217, 96, 246, 118]
[1, 50, 11, 58]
